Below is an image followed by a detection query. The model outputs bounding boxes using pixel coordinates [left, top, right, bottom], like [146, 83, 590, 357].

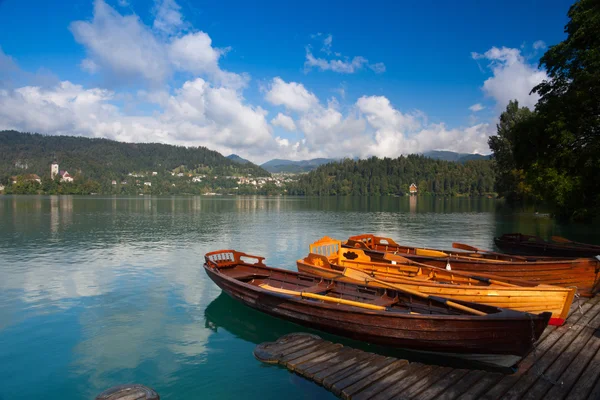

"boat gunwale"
[204, 250, 551, 323]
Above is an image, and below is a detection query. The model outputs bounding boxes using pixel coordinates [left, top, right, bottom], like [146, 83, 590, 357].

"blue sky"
[0, 0, 573, 162]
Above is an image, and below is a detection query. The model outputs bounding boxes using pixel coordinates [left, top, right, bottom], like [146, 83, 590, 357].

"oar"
[382, 253, 517, 287]
[259, 284, 385, 310]
[452, 242, 527, 261]
[551, 236, 571, 243]
[341, 268, 487, 316]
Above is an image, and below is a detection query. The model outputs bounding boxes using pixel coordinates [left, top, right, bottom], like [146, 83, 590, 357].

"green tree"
[488, 100, 536, 203]
[524, 0, 600, 219]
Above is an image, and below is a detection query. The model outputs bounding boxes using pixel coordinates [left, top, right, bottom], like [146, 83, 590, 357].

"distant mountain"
[261, 158, 337, 173]
[423, 151, 490, 163]
[227, 154, 252, 164]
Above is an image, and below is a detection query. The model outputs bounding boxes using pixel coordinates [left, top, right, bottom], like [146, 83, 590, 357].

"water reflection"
[0, 195, 598, 400]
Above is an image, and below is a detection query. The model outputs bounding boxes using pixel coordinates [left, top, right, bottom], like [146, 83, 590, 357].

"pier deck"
[254, 296, 600, 399]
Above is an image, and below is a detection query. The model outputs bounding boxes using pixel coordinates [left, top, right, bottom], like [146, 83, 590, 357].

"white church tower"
[51, 160, 59, 180]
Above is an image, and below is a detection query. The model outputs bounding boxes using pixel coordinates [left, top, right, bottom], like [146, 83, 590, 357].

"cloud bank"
[0, 0, 549, 163]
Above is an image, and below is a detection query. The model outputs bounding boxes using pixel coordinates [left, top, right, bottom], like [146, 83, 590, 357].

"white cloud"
[80, 58, 99, 74]
[305, 51, 368, 73]
[0, 78, 272, 156]
[533, 40, 546, 50]
[304, 35, 385, 74]
[153, 0, 186, 34]
[264, 78, 491, 160]
[70, 0, 243, 88]
[271, 113, 296, 131]
[321, 34, 333, 54]
[472, 46, 548, 110]
[369, 63, 386, 74]
[265, 77, 320, 112]
[469, 103, 484, 112]
[70, 0, 171, 84]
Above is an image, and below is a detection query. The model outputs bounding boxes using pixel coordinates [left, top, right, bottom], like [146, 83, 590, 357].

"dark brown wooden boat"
[344, 234, 600, 297]
[495, 233, 600, 258]
[204, 249, 551, 368]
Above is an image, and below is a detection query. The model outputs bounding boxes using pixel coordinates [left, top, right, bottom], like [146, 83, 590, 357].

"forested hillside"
[0, 130, 270, 181]
[287, 155, 495, 196]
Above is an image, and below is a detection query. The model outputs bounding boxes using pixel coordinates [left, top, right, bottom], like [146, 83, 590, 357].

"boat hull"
[204, 253, 551, 368]
[296, 259, 575, 326]
[345, 237, 600, 297]
[494, 233, 600, 258]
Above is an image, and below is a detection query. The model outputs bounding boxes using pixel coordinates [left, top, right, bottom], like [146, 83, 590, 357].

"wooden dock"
[254, 296, 600, 399]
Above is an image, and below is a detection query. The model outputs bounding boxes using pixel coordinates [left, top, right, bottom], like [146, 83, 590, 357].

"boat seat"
[227, 270, 270, 282]
[371, 297, 399, 307]
[298, 284, 330, 294]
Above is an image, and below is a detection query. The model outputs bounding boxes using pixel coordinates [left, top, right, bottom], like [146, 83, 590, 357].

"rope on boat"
[529, 313, 563, 387]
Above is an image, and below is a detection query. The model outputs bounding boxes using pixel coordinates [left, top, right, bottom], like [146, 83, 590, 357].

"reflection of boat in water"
[205, 292, 319, 345]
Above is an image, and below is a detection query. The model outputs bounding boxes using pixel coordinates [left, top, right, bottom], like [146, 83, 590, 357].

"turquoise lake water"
[1, 195, 599, 399]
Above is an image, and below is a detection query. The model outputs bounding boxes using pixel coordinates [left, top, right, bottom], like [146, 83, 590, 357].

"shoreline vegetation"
[0, 130, 495, 198]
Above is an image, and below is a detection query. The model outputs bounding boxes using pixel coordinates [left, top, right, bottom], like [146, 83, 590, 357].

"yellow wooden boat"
[297, 237, 576, 326]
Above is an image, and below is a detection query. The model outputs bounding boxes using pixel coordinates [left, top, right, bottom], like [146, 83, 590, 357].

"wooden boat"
[495, 233, 600, 258]
[344, 234, 600, 297]
[298, 237, 575, 326]
[204, 249, 551, 368]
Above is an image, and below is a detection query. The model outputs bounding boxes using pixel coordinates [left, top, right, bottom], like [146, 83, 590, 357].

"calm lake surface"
[1, 195, 599, 400]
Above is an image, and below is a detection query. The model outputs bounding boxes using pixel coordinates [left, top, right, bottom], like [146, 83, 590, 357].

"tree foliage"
[489, 0, 600, 220]
[287, 155, 495, 196]
[0, 130, 270, 182]
[488, 100, 536, 202]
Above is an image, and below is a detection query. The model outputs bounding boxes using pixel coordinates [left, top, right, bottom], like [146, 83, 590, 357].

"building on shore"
[51, 161, 59, 180]
[11, 174, 42, 184]
[409, 183, 418, 195]
[59, 171, 73, 183]
[51, 161, 73, 183]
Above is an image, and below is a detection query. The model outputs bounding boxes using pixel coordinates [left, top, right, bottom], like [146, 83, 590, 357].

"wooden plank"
[543, 333, 600, 400]
[323, 354, 386, 390]
[351, 362, 423, 400]
[268, 337, 322, 357]
[253, 334, 321, 362]
[393, 366, 453, 399]
[416, 368, 471, 400]
[456, 372, 504, 400]
[522, 309, 600, 400]
[295, 347, 352, 375]
[369, 364, 438, 400]
[497, 301, 600, 399]
[433, 370, 488, 400]
[586, 373, 600, 400]
[567, 345, 600, 399]
[279, 341, 334, 363]
[331, 357, 397, 397]
[340, 359, 409, 400]
[313, 352, 377, 384]
[286, 343, 344, 370]
[479, 298, 600, 399]
[303, 348, 364, 379]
